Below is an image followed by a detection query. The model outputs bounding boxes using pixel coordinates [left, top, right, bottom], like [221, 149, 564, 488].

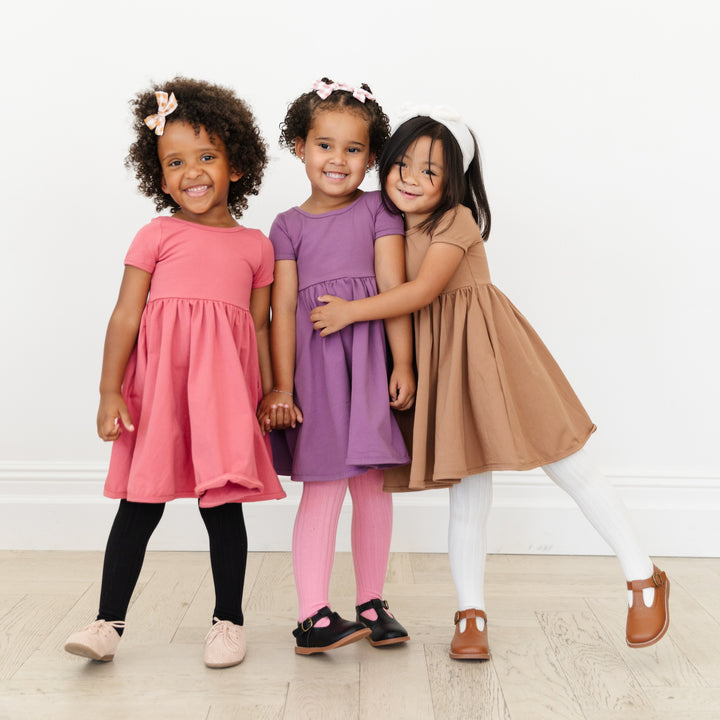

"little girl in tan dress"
[309, 107, 670, 659]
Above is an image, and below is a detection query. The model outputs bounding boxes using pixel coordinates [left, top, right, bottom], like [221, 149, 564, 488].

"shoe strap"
[356, 598, 389, 614]
[627, 566, 666, 592]
[454, 609, 487, 625]
[298, 605, 332, 633]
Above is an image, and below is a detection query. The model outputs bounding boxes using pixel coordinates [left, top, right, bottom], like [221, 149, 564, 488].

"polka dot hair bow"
[312, 80, 375, 103]
[144, 91, 178, 136]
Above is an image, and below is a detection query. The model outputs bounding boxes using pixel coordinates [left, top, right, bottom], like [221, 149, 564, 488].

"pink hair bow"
[144, 91, 178, 136]
[312, 80, 375, 103]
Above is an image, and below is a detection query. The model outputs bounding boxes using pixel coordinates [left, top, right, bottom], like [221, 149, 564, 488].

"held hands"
[257, 391, 304, 435]
[97, 391, 134, 441]
[310, 295, 352, 337]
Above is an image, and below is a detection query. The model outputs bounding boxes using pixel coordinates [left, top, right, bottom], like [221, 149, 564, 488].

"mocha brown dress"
[384, 206, 596, 492]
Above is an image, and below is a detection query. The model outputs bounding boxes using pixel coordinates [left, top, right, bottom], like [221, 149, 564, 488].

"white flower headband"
[396, 104, 475, 172]
[144, 91, 178, 136]
[312, 79, 375, 104]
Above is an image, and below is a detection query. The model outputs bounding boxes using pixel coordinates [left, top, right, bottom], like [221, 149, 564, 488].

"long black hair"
[379, 115, 491, 239]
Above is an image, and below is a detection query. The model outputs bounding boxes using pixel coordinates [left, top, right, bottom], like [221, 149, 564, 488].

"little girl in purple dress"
[257, 79, 415, 654]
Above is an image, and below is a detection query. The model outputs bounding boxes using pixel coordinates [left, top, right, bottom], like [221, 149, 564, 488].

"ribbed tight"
[292, 469, 392, 624]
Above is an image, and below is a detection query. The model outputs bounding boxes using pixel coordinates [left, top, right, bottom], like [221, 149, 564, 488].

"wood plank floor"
[0, 552, 718, 719]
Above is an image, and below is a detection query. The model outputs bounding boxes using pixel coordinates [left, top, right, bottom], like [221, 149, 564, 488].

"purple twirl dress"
[269, 191, 410, 482]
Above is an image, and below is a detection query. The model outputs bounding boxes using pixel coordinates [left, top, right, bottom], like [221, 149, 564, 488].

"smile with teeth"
[184, 185, 210, 197]
[324, 171, 348, 180]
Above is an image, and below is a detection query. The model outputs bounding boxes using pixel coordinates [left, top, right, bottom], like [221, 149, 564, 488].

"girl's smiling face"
[385, 135, 445, 226]
[158, 121, 242, 227]
[294, 109, 374, 212]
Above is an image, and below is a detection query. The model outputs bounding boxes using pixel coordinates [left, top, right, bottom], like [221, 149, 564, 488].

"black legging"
[98, 499, 247, 628]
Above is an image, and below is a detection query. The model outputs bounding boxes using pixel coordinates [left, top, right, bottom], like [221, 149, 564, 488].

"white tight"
[448, 446, 654, 628]
[448, 470, 493, 617]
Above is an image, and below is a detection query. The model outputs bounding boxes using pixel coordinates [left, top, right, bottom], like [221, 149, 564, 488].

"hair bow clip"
[312, 80, 375, 103]
[144, 91, 178, 136]
[312, 79, 338, 100]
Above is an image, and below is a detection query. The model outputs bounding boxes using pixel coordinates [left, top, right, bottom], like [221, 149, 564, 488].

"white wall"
[1, 1, 718, 553]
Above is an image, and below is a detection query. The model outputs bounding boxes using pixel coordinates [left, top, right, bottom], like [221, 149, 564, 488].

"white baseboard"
[1, 462, 718, 556]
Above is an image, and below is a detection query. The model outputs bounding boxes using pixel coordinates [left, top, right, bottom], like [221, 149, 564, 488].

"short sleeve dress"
[384, 206, 596, 492]
[269, 191, 410, 483]
[104, 216, 286, 508]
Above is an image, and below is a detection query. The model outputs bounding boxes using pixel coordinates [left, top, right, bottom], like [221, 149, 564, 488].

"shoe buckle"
[652, 571, 664, 587]
[381, 600, 389, 610]
[453, 611, 461, 625]
[300, 617, 314, 632]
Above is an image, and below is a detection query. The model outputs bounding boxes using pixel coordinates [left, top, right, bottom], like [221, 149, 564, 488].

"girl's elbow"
[404, 283, 436, 310]
[111, 311, 142, 338]
[377, 278, 403, 293]
[274, 301, 298, 317]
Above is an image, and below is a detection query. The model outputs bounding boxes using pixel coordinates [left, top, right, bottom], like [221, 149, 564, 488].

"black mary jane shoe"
[356, 599, 410, 647]
[293, 606, 371, 655]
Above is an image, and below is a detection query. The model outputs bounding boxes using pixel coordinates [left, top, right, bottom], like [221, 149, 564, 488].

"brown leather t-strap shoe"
[449, 608, 490, 660]
[626, 565, 670, 648]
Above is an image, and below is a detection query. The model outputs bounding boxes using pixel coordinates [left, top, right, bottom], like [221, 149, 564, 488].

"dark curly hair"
[125, 77, 268, 217]
[279, 78, 390, 166]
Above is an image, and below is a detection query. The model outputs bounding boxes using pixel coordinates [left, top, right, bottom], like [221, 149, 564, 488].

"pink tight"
[292, 469, 393, 624]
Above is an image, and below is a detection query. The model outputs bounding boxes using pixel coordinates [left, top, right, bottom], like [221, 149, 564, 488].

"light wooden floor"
[1, 552, 719, 720]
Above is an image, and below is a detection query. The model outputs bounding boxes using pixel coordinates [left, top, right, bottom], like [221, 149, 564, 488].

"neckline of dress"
[294, 191, 366, 218]
[163, 215, 244, 232]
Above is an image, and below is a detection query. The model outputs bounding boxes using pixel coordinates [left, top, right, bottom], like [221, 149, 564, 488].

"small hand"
[257, 391, 304, 433]
[388, 367, 416, 411]
[310, 295, 352, 336]
[256, 404, 273, 436]
[97, 392, 134, 441]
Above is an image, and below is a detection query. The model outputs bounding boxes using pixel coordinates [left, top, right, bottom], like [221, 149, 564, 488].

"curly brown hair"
[279, 78, 390, 166]
[126, 77, 267, 217]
